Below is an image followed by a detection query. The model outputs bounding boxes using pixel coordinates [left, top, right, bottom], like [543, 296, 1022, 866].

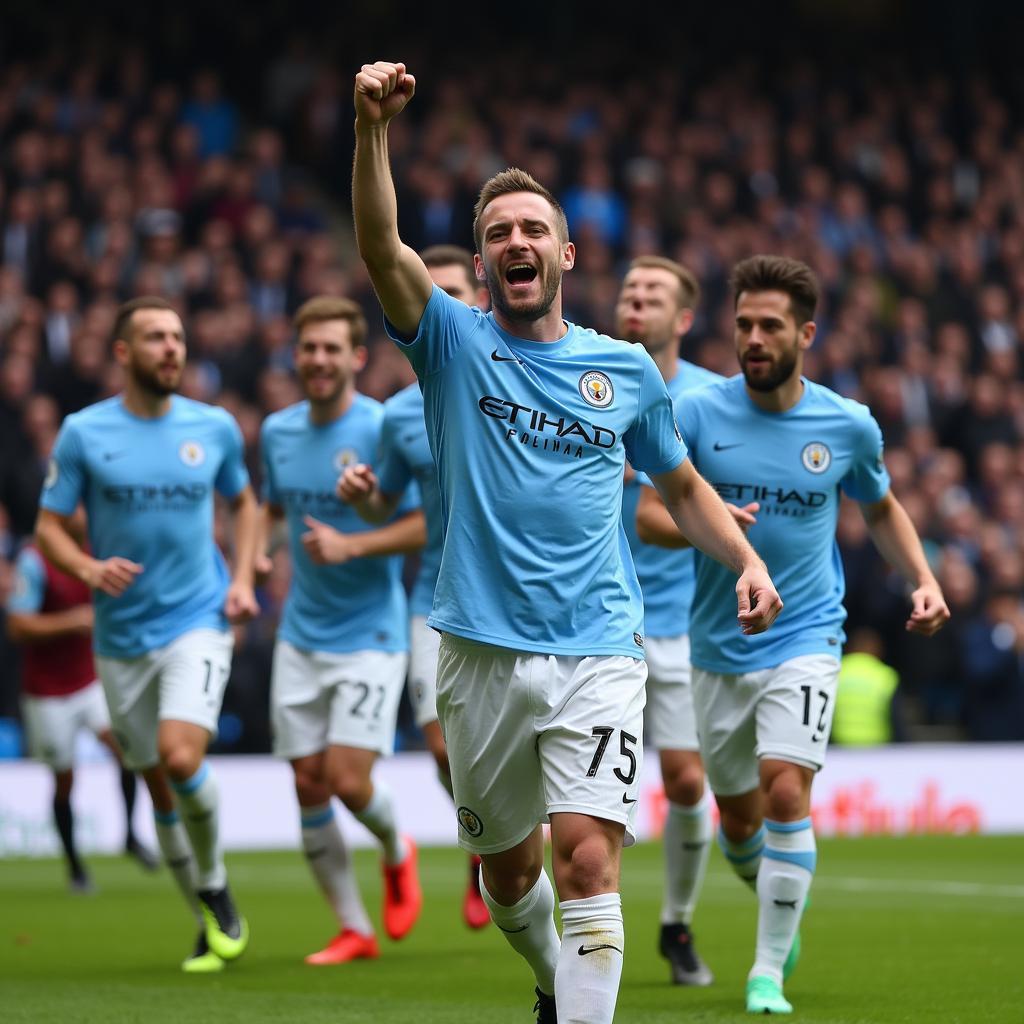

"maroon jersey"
[11, 545, 95, 698]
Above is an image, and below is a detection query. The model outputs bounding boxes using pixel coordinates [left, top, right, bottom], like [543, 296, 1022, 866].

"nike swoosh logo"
[490, 349, 521, 363]
[621, 794, 637, 805]
[578, 943, 623, 956]
[497, 923, 529, 934]
[103, 451, 128, 461]
[402, 433, 420, 443]
[773, 899, 799, 909]
[713, 442, 743, 451]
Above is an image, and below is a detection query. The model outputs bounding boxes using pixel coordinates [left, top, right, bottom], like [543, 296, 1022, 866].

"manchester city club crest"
[333, 448, 359, 472]
[579, 370, 614, 408]
[178, 440, 206, 467]
[801, 441, 831, 474]
[457, 806, 484, 838]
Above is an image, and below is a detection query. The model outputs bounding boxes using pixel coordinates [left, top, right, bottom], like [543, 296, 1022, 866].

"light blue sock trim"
[718, 824, 766, 863]
[170, 762, 210, 797]
[154, 808, 179, 826]
[765, 817, 813, 834]
[763, 848, 817, 873]
[301, 806, 335, 829]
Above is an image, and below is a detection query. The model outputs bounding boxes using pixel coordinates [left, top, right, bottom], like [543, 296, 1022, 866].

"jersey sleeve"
[375, 406, 414, 499]
[39, 419, 86, 516]
[214, 412, 251, 499]
[383, 285, 483, 377]
[394, 479, 422, 517]
[840, 409, 891, 503]
[259, 420, 279, 505]
[623, 351, 688, 476]
[6, 547, 46, 614]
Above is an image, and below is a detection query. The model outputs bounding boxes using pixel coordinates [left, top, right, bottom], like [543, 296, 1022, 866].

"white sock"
[153, 808, 202, 924]
[661, 791, 712, 925]
[351, 781, 404, 865]
[751, 817, 816, 984]
[481, 871, 560, 995]
[300, 803, 373, 936]
[556, 893, 625, 1024]
[718, 822, 765, 892]
[171, 762, 226, 891]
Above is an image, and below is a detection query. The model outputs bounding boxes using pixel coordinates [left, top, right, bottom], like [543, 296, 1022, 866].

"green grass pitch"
[4, 835, 1022, 1023]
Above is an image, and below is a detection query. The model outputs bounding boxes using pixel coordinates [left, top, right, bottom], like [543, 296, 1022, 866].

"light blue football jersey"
[384, 285, 687, 657]
[260, 395, 418, 654]
[674, 375, 890, 673]
[376, 383, 441, 619]
[621, 359, 721, 638]
[7, 546, 46, 613]
[40, 396, 250, 658]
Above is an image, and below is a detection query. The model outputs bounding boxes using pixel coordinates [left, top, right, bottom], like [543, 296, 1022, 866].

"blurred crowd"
[1, 32, 1023, 749]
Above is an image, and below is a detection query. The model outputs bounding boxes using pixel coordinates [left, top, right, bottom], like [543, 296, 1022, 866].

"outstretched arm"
[860, 491, 950, 636]
[637, 479, 759, 550]
[352, 61, 434, 336]
[650, 459, 782, 635]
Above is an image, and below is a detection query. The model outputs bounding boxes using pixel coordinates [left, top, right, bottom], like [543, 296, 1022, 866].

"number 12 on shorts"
[800, 683, 830, 743]
[586, 726, 638, 784]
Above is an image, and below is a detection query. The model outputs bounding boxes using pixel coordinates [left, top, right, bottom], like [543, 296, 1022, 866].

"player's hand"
[82, 557, 143, 597]
[337, 463, 379, 505]
[906, 579, 950, 636]
[225, 580, 259, 624]
[253, 552, 274, 585]
[68, 603, 94, 634]
[727, 502, 760, 533]
[354, 61, 416, 127]
[301, 516, 357, 565]
[736, 562, 783, 635]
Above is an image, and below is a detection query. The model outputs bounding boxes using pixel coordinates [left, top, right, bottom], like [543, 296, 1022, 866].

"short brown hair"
[420, 245, 476, 292]
[628, 255, 701, 311]
[112, 296, 178, 344]
[730, 255, 819, 326]
[472, 168, 568, 251]
[293, 296, 367, 347]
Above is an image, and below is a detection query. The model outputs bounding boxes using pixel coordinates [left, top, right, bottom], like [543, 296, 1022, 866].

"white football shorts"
[643, 633, 700, 752]
[436, 632, 647, 855]
[271, 639, 408, 760]
[692, 653, 840, 796]
[95, 628, 234, 771]
[408, 615, 441, 729]
[22, 680, 111, 771]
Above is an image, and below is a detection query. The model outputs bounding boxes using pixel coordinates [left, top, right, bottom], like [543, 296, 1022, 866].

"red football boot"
[382, 837, 422, 940]
[304, 929, 380, 965]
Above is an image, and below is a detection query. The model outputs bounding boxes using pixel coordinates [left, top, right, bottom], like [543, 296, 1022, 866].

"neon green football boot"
[198, 886, 249, 961]
[746, 975, 792, 1014]
[181, 931, 225, 974]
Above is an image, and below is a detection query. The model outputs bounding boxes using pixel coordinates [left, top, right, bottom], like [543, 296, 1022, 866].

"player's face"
[428, 263, 480, 307]
[295, 319, 366, 404]
[615, 267, 691, 351]
[734, 290, 814, 393]
[123, 309, 186, 395]
[475, 192, 574, 323]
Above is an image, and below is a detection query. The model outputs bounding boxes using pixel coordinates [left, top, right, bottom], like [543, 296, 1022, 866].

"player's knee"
[161, 745, 202, 782]
[555, 835, 618, 899]
[764, 771, 809, 821]
[329, 769, 372, 811]
[663, 764, 705, 806]
[293, 771, 328, 807]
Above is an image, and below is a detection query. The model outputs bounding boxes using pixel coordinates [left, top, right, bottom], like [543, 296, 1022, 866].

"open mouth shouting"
[504, 261, 538, 291]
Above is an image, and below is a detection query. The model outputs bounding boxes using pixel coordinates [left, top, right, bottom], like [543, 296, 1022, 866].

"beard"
[741, 346, 800, 392]
[486, 263, 562, 324]
[132, 362, 181, 396]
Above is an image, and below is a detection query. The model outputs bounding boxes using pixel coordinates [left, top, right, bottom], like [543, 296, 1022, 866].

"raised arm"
[860, 490, 950, 636]
[649, 459, 782, 635]
[352, 61, 434, 335]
